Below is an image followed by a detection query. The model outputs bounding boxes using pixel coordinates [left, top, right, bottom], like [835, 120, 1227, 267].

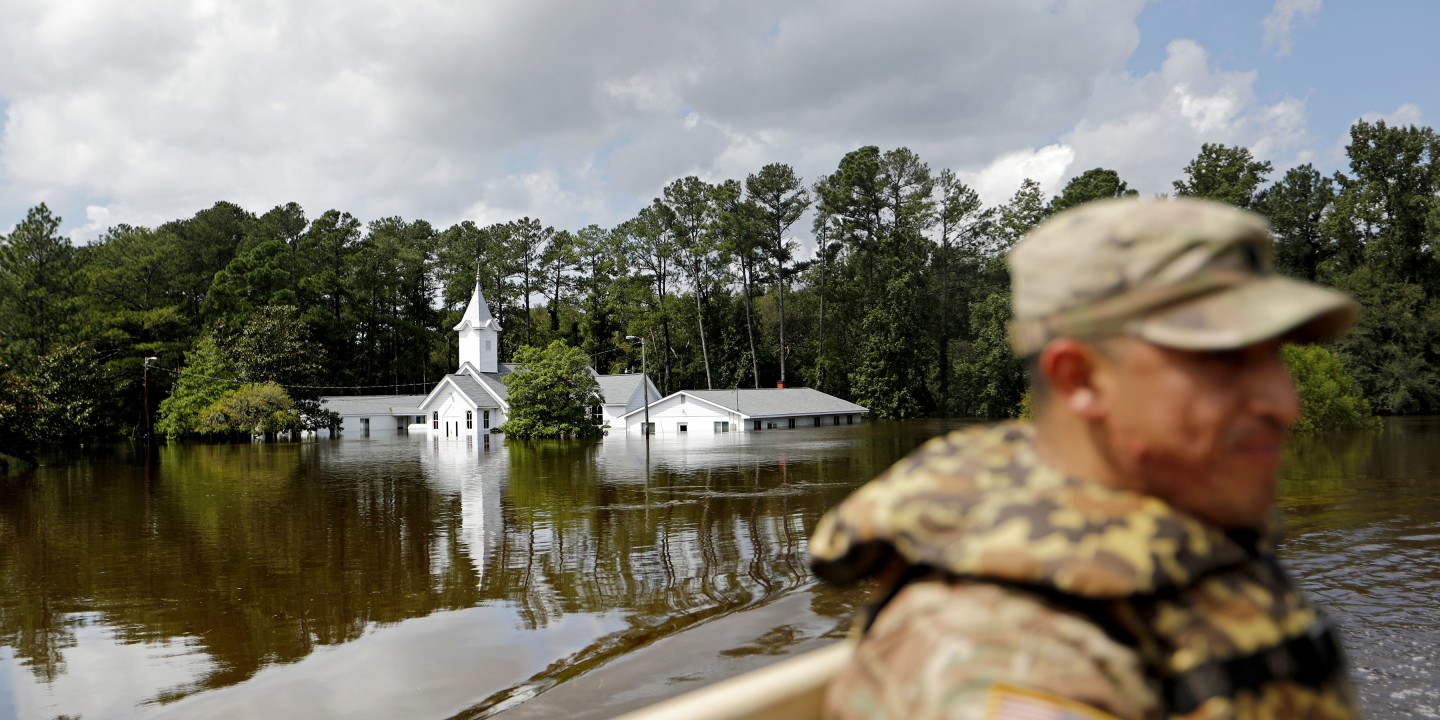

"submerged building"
[618, 388, 868, 435]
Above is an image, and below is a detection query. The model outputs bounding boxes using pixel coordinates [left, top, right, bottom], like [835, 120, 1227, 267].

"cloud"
[0, 0, 1160, 240]
[1054, 39, 1309, 197]
[1262, 0, 1322, 58]
[0, 0, 1322, 243]
[962, 145, 1075, 206]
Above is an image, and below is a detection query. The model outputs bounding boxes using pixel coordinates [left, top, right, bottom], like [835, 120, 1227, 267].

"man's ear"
[1039, 339, 1106, 420]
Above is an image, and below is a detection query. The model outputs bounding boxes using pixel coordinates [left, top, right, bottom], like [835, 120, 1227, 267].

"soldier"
[809, 197, 1361, 719]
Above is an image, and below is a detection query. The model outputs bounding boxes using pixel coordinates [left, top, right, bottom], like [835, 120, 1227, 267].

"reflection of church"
[321, 282, 659, 437]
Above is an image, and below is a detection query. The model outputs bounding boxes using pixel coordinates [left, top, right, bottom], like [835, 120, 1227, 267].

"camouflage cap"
[1007, 197, 1358, 356]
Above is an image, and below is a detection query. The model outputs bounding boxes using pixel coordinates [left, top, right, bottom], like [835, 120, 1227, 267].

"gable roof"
[594, 373, 647, 406]
[619, 388, 868, 421]
[417, 372, 507, 411]
[321, 394, 428, 417]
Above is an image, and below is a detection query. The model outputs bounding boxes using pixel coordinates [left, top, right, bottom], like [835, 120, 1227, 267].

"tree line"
[1, 119, 1433, 459]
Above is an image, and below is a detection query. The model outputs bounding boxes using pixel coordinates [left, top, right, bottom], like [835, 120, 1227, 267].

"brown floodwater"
[0, 419, 1435, 719]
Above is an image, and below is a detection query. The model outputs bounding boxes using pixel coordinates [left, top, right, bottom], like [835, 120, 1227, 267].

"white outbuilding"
[619, 388, 867, 435]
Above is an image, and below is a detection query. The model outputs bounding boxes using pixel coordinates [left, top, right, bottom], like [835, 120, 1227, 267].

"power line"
[147, 365, 434, 393]
[147, 341, 643, 394]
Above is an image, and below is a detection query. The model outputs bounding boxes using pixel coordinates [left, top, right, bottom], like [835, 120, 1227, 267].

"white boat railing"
[612, 642, 853, 720]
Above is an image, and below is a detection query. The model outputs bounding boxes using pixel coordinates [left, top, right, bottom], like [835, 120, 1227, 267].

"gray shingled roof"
[594, 373, 645, 406]
[452, 372, 507, 405]
[682, 388, 867, 418]
[320, 394, 428, 416]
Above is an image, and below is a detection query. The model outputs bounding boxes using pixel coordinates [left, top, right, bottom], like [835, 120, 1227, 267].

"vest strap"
[1163, 615, 1344, 713]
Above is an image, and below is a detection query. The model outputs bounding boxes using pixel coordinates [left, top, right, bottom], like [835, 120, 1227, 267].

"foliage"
[14, 124, 1440, 442]
[1281, 344, 1380, 433]
[499, 341, 603, 439]
[156, 335, 237, 440]
[851, 270, 933, 419]
[193, 382, 301, 439]
[1173, 143, 1273, 209]
[952, 290, 1026, 419]
[0, 359, 46, 466]
[0, 203, 79, 359]
[1049, 168, 1138, 213]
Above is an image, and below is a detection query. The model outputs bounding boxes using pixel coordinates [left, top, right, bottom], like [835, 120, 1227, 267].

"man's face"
[1092, 337, 1301, 529]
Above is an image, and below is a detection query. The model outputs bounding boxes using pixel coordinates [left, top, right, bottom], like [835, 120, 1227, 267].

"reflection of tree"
[484, 437, 870, 652]
[0, 441, 482, 700]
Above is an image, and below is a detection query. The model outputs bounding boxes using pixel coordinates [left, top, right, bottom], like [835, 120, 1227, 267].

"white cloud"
[0, 0, 1158, 239]
[1056, 40, 1309, 197]
[0, 0, 1331, 243]
[1262, 0, 1322, 57]
[963, 145, 1076, 206]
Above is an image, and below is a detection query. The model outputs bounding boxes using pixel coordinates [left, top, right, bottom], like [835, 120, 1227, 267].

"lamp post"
[143, 357, 159, 442]
[625, 335, 650, 436]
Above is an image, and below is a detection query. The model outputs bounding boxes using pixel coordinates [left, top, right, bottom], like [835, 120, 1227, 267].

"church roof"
[453, 282, 501, 332]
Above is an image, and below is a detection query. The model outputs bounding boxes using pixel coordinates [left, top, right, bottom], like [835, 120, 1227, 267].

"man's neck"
[1031, 412, 1144, 495]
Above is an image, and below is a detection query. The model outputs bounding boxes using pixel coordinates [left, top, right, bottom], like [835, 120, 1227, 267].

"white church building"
[321, 283, 658, 438]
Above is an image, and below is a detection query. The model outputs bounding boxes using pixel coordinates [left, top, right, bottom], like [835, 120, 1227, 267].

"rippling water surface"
[0, 419, 1435, 719]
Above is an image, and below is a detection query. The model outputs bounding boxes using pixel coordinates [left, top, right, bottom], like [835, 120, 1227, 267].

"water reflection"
[0, 421, 963, 720]
[1, 418, 1435, 719]
[1280, 419, 1440, 719]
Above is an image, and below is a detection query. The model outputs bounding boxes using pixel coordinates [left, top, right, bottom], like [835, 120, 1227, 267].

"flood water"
[0, 419, 1436, 719]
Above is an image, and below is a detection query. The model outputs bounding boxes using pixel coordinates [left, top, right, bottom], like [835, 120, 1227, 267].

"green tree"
[0, 204, 79, 358]
[952, 290, 1026, 418]
[156, 335, 236, 440]
[851, 270, 933, 419]
[1257, 164, 1335, 281]
[1049, 168, 1137, 213]
[500, 340, 603, 439]
[1173, 143, 1273, 209]
[746, 163, 811, 388]
[1281, 344, 1380, 433]
[994, 179, 1050, 248]
[192, 382, 301, 440]
[658, 176, 720, 389]
[29, 344, 111, 441]
[1332, 120, 1440, 289]
[0, 359, 46, 466]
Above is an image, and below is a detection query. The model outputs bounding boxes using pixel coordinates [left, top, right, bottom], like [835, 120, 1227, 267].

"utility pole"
[143, 357, 159, 442]
[626, 335, 650, 437]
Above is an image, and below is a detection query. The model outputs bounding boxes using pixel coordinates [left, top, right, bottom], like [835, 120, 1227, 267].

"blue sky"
[0, 0, 1433, 244]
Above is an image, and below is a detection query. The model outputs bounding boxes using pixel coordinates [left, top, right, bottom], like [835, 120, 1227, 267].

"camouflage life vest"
[809, 423, 1358, 719]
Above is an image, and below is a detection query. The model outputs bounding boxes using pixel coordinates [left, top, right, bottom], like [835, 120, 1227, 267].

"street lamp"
[625, 335, 650, 436]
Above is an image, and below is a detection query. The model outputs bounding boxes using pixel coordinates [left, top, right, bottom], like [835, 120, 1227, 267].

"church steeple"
[454, 280, 501, 373]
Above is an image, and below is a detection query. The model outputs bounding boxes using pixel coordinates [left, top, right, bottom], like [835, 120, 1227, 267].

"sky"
[0, 0, 1435, 245]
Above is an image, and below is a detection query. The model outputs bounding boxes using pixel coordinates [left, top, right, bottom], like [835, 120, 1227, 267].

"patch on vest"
[985, 684, 1120, 720]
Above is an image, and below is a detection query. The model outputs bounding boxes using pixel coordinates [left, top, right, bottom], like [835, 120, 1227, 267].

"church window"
[466, 411, 473, 429]
[483, 410, 490, 429]
[432, 411, 438, 429]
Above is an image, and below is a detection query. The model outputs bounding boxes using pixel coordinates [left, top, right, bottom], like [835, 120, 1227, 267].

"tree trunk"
[742, 258, 760, 388]
[693, 265, 712, 389]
